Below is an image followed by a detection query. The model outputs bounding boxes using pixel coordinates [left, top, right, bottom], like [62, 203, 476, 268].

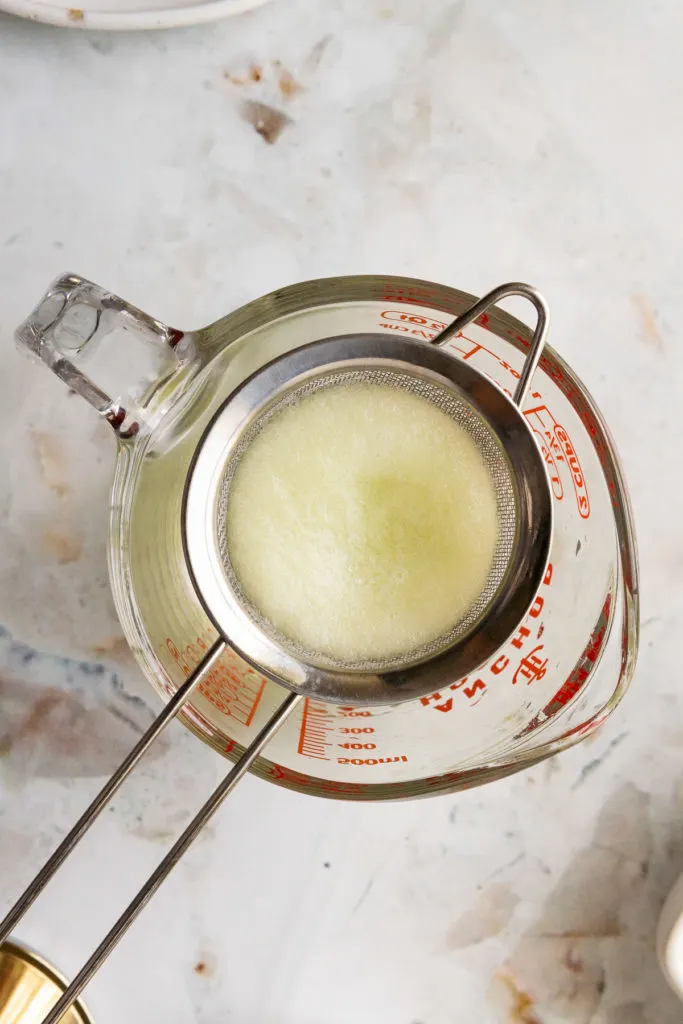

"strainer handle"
[38, 690, 302, 1024]
[0, 639, 227, 951]
[14, 273, 193, 438]
[0, 634, 302, 1024]
[433, 281, 550, 407]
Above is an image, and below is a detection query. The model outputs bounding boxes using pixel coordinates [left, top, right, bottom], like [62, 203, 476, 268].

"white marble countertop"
[1, 2, 682, 1021]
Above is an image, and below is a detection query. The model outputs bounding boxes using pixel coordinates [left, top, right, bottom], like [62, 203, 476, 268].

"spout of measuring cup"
[15, 273, 195, 438]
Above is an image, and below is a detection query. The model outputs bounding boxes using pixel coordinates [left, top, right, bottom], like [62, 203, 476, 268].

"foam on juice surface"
[226, 383, 500, 662]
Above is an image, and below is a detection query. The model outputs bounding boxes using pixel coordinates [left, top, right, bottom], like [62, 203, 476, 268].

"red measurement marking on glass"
[378, 309, 447, 340]
[337, 756, 408, 766]
[529, 425, 564, 500]
[165, 634, 265, 727]
[226, 669, 266, 727]
[453, 333, 522, 381]
[419, 563, 554, 712]
[519, 592, 612, 736]
[315, 706, 411, 764]
[376, 313, 495, 343]
[376, 317, 592, 521]
[268, 762, 366, 796]
[553, 423, 590, 519]
[373, 285, 441, 306]
[442, 326, 601, 519]
[297, 699, 332, 759]
[524, 396, 590, 519]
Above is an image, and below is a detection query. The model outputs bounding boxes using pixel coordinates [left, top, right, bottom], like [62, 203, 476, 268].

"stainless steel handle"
[433, 281, 550, 407]
[40, 691, 302, 1024]
[0, 639, 227, 953]
[0, 634, 301, 1024]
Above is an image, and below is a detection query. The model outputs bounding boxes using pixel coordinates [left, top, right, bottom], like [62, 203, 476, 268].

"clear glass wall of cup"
[15, 272, 639, 801]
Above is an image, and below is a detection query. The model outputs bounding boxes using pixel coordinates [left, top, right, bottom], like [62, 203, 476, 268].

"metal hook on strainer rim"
[0, 282, 551, 1024]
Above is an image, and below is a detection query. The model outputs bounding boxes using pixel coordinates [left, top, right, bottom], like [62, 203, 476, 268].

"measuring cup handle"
[15, 273, 194, 438]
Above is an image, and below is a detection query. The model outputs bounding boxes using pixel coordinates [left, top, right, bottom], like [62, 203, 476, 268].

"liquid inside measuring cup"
[117, 285, 629, 799]
[225, 382, 500, 664]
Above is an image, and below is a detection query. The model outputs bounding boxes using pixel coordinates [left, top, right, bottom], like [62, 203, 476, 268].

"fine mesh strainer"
[215, 362, 517, 671]
[183, 330, 552, 705]
[1, 282, 551, 1024]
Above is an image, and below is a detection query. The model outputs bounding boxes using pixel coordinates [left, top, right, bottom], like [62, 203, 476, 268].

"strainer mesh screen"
[215, 366, 518, 672]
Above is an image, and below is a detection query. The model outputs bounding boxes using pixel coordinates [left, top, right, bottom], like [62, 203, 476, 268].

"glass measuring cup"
[17, 273, 639, 800]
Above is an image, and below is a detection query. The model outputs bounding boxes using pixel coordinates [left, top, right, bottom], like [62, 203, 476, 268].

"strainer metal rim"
[182, 333, 553, 705]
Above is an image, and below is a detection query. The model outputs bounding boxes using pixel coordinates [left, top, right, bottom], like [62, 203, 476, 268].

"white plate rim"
[0, 0, 271, 30]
